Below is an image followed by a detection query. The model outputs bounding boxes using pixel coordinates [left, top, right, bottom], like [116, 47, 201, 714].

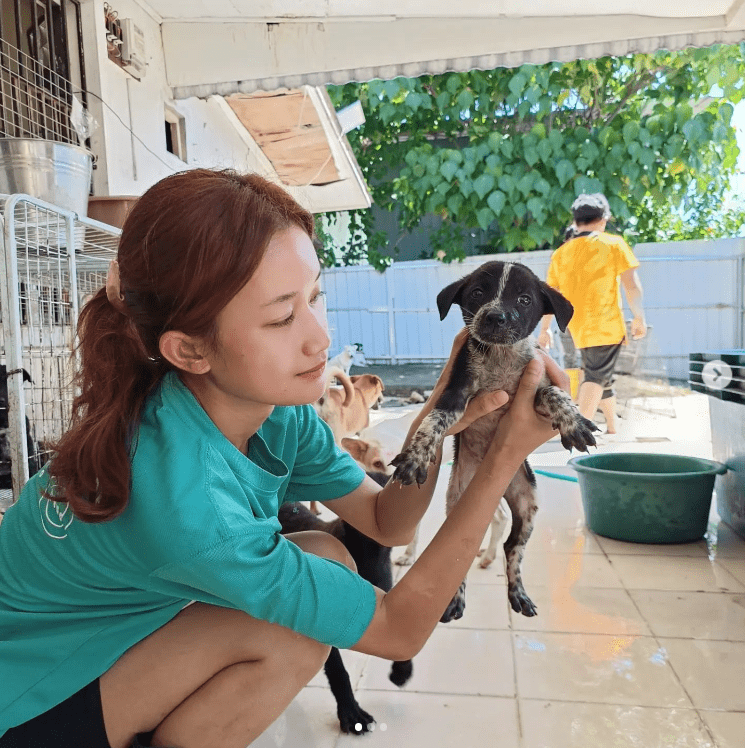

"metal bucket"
[0, 138, 93, 215]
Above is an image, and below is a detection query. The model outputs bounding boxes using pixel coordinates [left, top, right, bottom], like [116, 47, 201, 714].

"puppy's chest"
[468, 343, 535, 396]
[460, 343, 537, 455]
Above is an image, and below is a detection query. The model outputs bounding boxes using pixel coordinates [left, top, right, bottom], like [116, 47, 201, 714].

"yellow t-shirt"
[546, 232, 639, 349]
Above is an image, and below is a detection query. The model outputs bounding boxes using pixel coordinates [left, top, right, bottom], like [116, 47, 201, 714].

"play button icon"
[701, 360, 732, 390]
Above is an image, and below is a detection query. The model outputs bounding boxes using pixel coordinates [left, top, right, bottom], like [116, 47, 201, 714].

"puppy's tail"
[324, 366, 354, 407]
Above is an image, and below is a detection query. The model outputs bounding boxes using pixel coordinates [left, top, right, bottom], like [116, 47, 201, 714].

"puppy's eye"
[471, 288, 483, 300]
[517, 295, 532, 306]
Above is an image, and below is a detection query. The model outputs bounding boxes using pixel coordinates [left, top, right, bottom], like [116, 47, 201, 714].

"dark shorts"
[580, 342, 623, 399]
[0, 680, 111, 748]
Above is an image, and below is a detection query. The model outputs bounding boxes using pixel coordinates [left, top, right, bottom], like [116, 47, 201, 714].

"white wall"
[79, 0, 271, 198]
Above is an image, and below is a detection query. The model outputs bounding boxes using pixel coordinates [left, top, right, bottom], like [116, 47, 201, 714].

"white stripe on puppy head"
[496, 263, 514, 304]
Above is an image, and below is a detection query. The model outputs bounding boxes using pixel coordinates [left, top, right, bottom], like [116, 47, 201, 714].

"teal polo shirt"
[0, 371, 375, 735]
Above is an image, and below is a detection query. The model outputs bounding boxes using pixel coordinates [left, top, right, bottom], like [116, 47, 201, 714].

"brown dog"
[316, 371, 385, 445]
[310, 371, 385, 515]
[341, 436, 393, 477]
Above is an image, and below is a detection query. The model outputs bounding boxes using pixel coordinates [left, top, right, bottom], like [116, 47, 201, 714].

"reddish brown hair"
[49, 169, 315, 522]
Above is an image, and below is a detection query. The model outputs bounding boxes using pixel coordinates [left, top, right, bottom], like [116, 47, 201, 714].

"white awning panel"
[211, 87, 372, 213]
[138, 1, 745, 99]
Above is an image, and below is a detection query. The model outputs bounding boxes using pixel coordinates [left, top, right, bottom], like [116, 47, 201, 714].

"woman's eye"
[517, 295, 532, 306]
[311, 290, 326, 306]
[271, 314, 294, 328]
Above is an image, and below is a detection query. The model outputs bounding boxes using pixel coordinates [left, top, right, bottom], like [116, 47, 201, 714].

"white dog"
[327, 344, 366, 375]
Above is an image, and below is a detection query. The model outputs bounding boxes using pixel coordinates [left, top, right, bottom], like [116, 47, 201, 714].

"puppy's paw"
[389, 659, 413, 688]
[440, 581, 466, 622]
[558, 413, 599, 452]
[391, 439, 438, 486]
[478, 547, 497, 569]
[338, 701, 375, 735]
[508, 583, 538, 617]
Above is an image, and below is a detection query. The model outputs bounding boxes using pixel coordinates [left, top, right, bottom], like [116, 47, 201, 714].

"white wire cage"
[0, 193, 120, 507]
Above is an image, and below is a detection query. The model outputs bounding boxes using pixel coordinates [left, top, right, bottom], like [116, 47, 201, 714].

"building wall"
[79, 0, 271, 198]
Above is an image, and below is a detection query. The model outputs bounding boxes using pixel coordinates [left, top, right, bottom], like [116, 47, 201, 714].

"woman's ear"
[159, 331, 211, 374]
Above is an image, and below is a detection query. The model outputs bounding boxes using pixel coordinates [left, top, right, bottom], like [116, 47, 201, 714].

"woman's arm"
[350, 357, 557, 661]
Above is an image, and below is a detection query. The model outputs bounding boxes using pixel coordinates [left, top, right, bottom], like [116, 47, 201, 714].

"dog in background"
[278, 471, 413, 735]
[328, 343, 366, 376]
[0, 366, 43, 490]
[316, 371, 385, 446]
[341, 436, 393, 477]
[311, 368, 385, 514]
[391, 261, 597, 620]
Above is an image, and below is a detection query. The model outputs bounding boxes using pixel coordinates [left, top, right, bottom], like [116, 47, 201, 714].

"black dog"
[277, 473, 413, 735]
[0, 365, 41, 490]
[391, 261, 597, 620]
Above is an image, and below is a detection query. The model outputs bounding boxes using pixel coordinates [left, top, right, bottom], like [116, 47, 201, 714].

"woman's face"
[203, 225, 331, 408]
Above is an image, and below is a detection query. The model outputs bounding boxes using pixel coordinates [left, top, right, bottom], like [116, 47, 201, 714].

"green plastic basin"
[568, 453, 727, 543]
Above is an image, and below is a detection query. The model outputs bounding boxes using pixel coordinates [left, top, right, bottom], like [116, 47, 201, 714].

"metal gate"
[0, 193, 119, 505]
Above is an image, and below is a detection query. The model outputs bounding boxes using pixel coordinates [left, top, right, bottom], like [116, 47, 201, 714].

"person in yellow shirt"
[538, 193, 646, 435]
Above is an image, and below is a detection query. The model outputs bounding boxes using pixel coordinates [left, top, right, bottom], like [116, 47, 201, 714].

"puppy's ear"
[540, 282, 574, 332]
[436, 277, 468, 320]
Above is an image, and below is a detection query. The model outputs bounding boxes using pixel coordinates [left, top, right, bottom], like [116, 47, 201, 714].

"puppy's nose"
[485, 310, 508, 327]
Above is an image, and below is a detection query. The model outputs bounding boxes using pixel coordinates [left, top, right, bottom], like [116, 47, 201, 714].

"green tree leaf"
[487, 190, 507, 215]
[473, 174, 496, 199]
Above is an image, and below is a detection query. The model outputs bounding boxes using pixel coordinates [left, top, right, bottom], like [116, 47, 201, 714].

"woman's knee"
[278, 632, 331, 684]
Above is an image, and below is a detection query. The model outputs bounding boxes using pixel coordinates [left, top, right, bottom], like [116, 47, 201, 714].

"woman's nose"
[304, 307, 331, 355]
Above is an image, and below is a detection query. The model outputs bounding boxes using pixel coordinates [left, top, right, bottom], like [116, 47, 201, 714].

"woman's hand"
[536, 345, 570, 392]
[487, 357, 558, 463]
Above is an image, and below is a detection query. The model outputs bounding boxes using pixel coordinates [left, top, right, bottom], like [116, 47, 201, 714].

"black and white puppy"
[391, 261, 598, 620]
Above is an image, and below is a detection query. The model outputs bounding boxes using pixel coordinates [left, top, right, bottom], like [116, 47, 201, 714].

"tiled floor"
[253, 392, 745, 748]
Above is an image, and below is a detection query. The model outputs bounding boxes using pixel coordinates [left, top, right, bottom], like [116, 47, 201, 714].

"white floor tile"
[595, 535, 710, 557]
[510, 586, 652, 636]
[629, 589, 745, 640]
[513, 632, 692, 707]
[661, 638, 745, 711]
[359, 627, 515, 697]
[699, 710, 745, 748]
[528, 523, 605, 555]
[715, 557, 745, 586]
[608, 554, 745, 592]
[443, 579, 511, 630]
[464, 554, 507, 584]
[335, 693, 521, 748]
[250, 686, 342, 748]
[522, 551, 626, 590]
[519, 701, 715, 748]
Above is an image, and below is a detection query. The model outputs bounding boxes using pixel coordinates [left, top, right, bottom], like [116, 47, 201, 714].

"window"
[164, 106, 186, 161]
[0, 0, 86, 144]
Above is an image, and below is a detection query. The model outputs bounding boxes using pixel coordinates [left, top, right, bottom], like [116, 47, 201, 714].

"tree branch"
[604, 66, 666, 124]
